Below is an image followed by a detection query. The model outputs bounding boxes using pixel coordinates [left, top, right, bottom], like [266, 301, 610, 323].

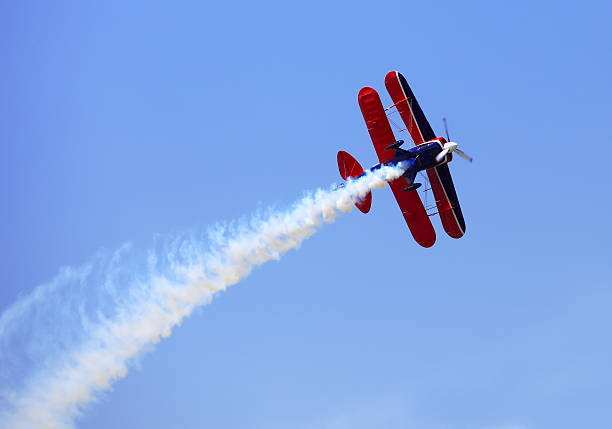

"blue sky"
[1, 0, 611, 428]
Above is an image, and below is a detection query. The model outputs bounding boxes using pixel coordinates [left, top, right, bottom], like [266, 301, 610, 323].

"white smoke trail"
[0, 164, 406, 429]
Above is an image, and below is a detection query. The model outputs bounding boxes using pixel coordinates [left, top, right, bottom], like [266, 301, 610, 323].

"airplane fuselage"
[370, 137, 449, 188]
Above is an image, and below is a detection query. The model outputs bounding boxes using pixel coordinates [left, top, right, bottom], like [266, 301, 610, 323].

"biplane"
[337, 71, 471, 248]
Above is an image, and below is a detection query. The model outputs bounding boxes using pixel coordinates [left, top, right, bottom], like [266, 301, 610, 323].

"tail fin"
[337, 151, 372, 213]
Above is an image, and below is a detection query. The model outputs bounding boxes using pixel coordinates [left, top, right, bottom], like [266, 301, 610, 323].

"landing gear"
[402, 183, 421, 192]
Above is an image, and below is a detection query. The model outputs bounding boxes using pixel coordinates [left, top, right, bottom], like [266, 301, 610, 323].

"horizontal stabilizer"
[337, 151, 371, 213]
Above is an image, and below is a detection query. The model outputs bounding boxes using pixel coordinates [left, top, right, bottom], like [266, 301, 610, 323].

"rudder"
[337, 151, 372, 213]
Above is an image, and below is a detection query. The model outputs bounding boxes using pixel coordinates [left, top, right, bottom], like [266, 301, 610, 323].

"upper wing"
[384, 71, 436, 144]
[357, 87, 396, 163]
[357, 86, 436, 248]
[385, 71, 466, 238]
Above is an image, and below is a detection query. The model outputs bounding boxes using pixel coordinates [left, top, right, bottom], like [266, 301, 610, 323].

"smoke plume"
[0, 164, 405, 428]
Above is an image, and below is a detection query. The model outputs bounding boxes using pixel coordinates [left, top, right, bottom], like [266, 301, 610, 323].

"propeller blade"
[435, 148, 450, 163]
[443, 117, 450, 141]
[455, 149, 473, 162]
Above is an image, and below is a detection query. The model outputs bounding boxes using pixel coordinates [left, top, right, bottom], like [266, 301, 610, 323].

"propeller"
[443, 117, 451, 141]
[435, 141, 473, 163]
[436, 118, 473, 163]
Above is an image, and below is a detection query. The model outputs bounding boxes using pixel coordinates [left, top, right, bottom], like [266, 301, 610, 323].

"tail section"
[337, 151, 372, 213]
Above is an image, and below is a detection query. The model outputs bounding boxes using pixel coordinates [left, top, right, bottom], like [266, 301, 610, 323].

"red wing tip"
[358, 86, 377, 97]
[417, 238, 436, 248]
[446, 229, 465, 239]
[384, 70, 400, 83]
